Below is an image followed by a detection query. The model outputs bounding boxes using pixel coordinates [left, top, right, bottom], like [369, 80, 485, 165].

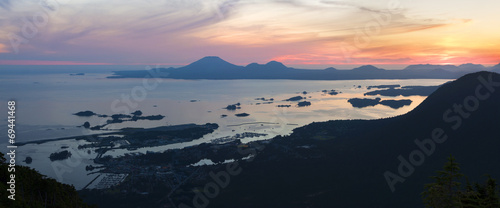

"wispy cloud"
[0, 0, 243, 62]
[0, 0, 12, 11]
[0, 0, 498, 66]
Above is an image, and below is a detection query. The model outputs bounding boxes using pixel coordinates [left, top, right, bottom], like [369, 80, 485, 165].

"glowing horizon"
[1, 0, 499, 67]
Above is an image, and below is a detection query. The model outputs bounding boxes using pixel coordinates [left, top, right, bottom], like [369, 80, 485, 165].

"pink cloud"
[0, 60, 114, 65]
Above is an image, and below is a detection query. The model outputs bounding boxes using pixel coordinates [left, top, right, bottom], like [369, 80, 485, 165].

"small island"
[131, 110, 142, 116]
[379, 99, 412, 109]
[284, 96, 305, 101]
[235, 113, 250, 117]
[366, 84, 400, 90]
[348, 98, 381, 108]
[364, 85, 440, 96]
[49, 150, 72, 161]
[297, 101, 312, 107]
[130, 114, 164, 121]
[322, 90, 340, 95]
[224, 103, 241, 110]
[24, 156, 32, 164]
[74, 111, 97, 117]
[255, 97, 274, 101]
[348, 98, 412, 109]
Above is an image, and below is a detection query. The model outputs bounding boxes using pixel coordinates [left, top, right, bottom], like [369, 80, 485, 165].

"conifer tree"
[423, 156, 500, 208]
[422, 156, 464, 208]
[483, 176, 500, 208]
[460, 179, 481, 208]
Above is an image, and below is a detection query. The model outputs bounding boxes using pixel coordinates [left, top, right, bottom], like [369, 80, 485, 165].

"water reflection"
[0, 74, 451, 189]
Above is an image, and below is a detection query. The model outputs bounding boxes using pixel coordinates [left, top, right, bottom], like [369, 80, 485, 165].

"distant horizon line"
[1, 57, 498, 70]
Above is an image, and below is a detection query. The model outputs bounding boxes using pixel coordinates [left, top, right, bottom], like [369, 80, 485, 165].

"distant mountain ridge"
[110, 56, 500, 80]
[185, 56, 240, 70]
[491, 63, 500, 73]
[352, 65, 384, 72]
[246, 61, 289, 71]
[404, 63, 488, 73]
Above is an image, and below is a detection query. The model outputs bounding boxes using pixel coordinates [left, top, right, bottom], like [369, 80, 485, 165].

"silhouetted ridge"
[491, 63, 500, 72]
[184, 56, 238, 69]
[352, 65, 384, 72]
[245, 63, 260, 68]
[207, 71, 500, 208]
[404, 64, 459, 71]
[265, 61, 288, 70]
[403, 64, 487, 74]
[324, 67, 337, 71]
[406, 71, 499, 119]
[458, 63, 486, 71]
[109, 57, 500, 80]
[245, 61, 289, 71]
[166, 56, 244, 79]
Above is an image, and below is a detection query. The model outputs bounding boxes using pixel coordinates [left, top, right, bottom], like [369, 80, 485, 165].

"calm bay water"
[0, 68, 452, 189]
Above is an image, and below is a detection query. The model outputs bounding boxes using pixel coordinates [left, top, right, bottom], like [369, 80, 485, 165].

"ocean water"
[0, 67, 452, 189]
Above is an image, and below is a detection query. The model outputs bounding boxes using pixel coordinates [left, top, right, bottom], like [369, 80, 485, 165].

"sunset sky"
[0, 0, 499, 68]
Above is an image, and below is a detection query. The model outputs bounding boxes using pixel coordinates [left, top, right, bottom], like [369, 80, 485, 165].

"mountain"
[245, 63, 262, 70]
[245, 61, 291, 71]
[264, 61, 289, 70]
[183, 56, 240, 71]
[168, 56, 244, 79]
[458, 63, 487, 72]
[207, 71, 500, 208]
[404, 64, 460, 71]
[164, 57, 301, 79]
[404, 63, 488, 73]
[352, 65, 384, 72]
[491, 63, 500, 73]
[109, 56, 498, 80]
[403, 63, 487, 74]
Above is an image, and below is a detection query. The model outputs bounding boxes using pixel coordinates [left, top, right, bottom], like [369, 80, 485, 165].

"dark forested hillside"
[0, 152, 94, 208]
[205, 71, 500, 208]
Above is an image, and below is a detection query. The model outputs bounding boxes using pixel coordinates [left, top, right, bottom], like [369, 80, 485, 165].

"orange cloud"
[271, 41, 500, 67]
[0, 43, 8, 53]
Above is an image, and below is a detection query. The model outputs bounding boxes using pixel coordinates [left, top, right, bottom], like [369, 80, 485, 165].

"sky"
[0, 0, 499, 68]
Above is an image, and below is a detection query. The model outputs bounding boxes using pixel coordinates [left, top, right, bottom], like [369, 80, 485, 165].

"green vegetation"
[0, 152, 94, 208]
[422, 156, 500, 208]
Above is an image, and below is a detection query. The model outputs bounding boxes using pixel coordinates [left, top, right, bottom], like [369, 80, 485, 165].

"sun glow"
[0, 0, 498, 66]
